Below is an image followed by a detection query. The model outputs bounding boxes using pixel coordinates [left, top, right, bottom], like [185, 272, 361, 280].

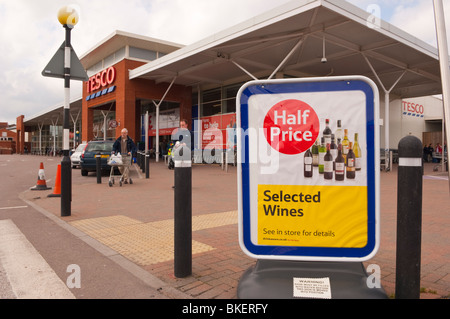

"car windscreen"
[75, 144, 86, 152]
[85, 143, 113, 153]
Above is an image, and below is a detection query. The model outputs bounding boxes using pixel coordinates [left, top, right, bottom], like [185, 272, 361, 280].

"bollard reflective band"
[399, 157, 422, 167]
[175, 160, 192, 168]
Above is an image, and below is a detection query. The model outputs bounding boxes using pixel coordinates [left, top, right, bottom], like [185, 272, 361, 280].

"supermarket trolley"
[108, 153, 133, 187]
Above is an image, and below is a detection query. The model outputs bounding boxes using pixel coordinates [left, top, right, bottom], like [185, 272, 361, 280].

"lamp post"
[58, 5, 79, 216]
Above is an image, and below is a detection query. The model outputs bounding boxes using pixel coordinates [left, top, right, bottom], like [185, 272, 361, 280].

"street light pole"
[58, 6, 79, 216]
[61, 24, 72, 216]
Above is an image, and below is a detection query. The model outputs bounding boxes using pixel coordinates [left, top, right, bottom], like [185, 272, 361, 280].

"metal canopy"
[129, 0, 443, 98]
[23, 97, 82, 128]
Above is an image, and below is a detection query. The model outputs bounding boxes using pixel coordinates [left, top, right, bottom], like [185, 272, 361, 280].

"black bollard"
[174, 145, 192, 278]
[395, 135, 423, 299]
[145, 151, 150, 179]
[96, 152, 102, 184]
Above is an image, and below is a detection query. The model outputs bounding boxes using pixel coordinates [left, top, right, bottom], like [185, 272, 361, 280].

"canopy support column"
[38, 122, 44, 155]
[152, 76, 177, 162]
[433, 0, 450, 188]
[51, 117, 59, 157]
[268, 38, 303, 80]
[363, 54, 406, 171]
[70, 110, 80, 148]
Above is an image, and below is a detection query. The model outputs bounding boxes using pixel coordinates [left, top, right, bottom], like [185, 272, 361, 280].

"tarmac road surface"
[0, 155, 173, 299]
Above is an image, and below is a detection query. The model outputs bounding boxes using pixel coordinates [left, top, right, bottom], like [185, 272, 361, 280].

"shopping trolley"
[107, 153, 133, 187]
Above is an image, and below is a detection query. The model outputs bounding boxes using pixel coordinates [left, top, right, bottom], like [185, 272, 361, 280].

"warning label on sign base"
[293, 277, 332, 299]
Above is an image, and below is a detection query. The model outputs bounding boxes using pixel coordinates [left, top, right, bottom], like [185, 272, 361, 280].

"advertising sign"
[402, 101, 425, 118]
[237, 76, 380, 261]
[199, 113, 237, 149]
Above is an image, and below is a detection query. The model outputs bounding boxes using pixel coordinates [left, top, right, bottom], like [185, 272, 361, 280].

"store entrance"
[92, 101, 116, 141]
[138, 98, 180, 157]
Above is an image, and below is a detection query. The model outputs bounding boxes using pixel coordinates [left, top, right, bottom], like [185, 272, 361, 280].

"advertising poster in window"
[200, 113, 236, 149]
[237, 77, 380, 261]
[147, 108, 180, 136]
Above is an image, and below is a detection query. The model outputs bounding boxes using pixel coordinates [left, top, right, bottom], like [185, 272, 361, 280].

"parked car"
[70, 143, 87, 168]
[80, 140, 114, 176]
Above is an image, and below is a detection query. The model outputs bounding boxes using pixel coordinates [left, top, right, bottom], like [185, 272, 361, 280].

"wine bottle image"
[353, 133, 362, 171]
[323, 119, 332, 146]
[342, 129, 350, 162]
[312, 139, 319, 167]
[335, 120, 343, 142]
[324, 143, 333, 180]
[318, 137, 326, 174]
[335, 144, 345, 181]
[346, 142, 356, 179]
[330, 134, 338, 170]
[304, 148, 313, 178]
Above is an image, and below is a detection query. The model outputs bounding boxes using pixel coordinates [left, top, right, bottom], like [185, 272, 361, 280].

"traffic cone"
[31, 162, 51, 190]
[48, 164, 61, 197]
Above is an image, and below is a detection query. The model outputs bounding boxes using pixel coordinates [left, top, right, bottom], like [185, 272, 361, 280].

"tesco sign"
[402, 101, 424, 118]
[87, 67, 116, 94]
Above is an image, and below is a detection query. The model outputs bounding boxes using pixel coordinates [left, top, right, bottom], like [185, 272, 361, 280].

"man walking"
[112, 128, 137, 183]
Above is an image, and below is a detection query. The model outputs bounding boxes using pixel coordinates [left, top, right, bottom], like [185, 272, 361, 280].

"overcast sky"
[1, 0, 449, 124]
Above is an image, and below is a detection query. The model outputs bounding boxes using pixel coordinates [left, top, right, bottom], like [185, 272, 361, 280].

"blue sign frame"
[237, 76, 380, 262]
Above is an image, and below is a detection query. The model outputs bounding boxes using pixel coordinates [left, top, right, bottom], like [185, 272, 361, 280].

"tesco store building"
[81, 31, 192, 152]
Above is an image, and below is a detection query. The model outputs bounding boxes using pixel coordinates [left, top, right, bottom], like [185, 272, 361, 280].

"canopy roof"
[23, 96, 82, 128]
[130, 0, 443, 98]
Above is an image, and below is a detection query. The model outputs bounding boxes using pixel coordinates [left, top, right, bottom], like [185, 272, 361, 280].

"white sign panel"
[237, 76, 380, 262]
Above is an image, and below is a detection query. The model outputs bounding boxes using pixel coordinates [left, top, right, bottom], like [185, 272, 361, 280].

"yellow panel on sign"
[257, 184, 367, 248]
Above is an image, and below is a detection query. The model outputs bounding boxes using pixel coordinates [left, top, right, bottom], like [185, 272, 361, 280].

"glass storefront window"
[223, 84, 241, 114]
[30, 125, 63, 155]
[92, 110, 116, 141]
[202, 88, 222, 117]
[194, 83, 243, 117]
[138, 98, 180, 149]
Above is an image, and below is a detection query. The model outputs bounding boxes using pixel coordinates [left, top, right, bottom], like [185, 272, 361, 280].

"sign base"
[237, 259, 388, 299]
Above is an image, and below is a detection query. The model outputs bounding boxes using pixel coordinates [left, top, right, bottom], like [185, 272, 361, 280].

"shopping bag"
[108, 153, 123, 165]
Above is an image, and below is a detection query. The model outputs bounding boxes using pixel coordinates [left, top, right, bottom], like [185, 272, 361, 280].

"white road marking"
[0, 206, 28, 210]
[0, 219, 75, 299]
[424, 175, 448, 180]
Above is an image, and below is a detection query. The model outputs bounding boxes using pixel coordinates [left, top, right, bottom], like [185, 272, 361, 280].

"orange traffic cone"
[48, 164, 61, 197]
[31, 162, 51, 191]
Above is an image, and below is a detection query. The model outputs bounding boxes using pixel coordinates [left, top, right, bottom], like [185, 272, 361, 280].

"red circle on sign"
[263, 99, 319, 155]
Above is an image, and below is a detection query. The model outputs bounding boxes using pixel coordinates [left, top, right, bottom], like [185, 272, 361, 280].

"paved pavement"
[2, 154, 450, 299]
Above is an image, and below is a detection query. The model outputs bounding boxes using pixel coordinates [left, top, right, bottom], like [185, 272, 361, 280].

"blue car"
[80, 140, 114, 176]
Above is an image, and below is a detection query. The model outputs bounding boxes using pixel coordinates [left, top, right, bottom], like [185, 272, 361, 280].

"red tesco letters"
[86, 67, 116, 94]
[402, 101, 424, 115]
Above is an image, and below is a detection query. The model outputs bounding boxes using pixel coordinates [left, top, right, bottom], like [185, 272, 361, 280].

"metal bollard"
[174, 145, 192, 278]
[96, 152, 101, 184]
[395, 135, 423, 299]
[145, 151, 150, 179]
